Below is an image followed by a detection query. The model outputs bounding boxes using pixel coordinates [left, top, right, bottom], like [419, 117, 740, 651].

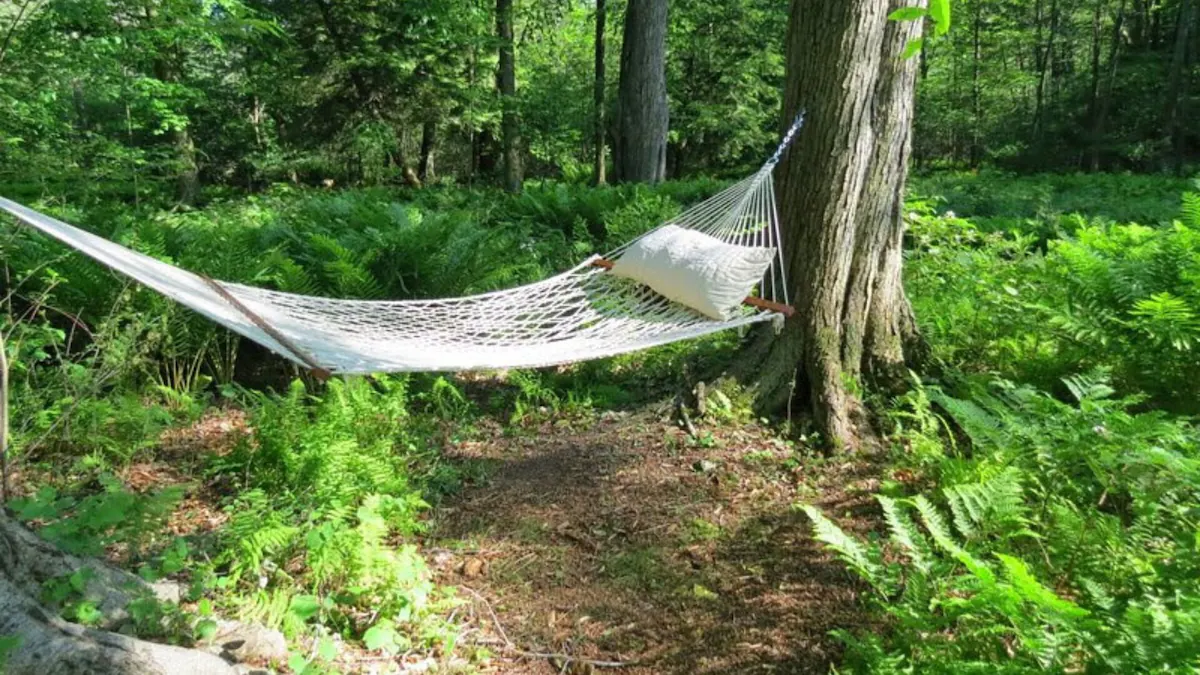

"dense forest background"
[1, 0, 1197, 204]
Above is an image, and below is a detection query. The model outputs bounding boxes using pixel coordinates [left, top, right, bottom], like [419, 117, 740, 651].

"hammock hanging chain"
[767, 109, 807, 168]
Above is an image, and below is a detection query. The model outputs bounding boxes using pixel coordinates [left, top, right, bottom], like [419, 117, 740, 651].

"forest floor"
[7, 390, 880, 674]
[425, 406, 879, 674]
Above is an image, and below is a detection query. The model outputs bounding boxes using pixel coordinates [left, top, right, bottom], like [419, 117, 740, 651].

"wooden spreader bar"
[590, 258, 795, 318]
[200, 275, 334, 380]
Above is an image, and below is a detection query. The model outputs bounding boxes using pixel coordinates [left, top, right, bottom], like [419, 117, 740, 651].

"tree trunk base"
[1, 514, 237, 675]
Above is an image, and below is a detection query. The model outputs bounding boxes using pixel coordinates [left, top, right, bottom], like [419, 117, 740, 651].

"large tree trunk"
[0, 513, 236, 674]
[593, 0, 608, 186]
[496, 0, 522, 194]
[615, 0, 668, 183]
[742, 0, 923, 450]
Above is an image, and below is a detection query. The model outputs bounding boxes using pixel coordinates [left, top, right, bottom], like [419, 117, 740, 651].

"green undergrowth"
[4, 172, 1199, 671]
[910, 171, 1192, 233]
[802, 177, 1200, 672]
[0, 179, 749, 669]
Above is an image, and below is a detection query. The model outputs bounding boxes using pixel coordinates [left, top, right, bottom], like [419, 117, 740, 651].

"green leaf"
[287, 653, 310, 674]
[901, 38, 925, 60]
[363, 622, 400, 653]
[930, 0, 952, 35]
[317, 637, 337, 661]
[888, 7, 929, 21]
[288, 594, 322, 621]
[195, 618, 219, 641]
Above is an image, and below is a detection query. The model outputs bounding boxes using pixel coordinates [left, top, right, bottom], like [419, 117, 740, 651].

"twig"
[459, 587, 639, 669]
[461, 586, 512, 647]
[8, 292, 93, 338]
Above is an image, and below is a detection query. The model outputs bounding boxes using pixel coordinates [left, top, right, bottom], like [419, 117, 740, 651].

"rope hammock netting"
[0, 116, 805, 376]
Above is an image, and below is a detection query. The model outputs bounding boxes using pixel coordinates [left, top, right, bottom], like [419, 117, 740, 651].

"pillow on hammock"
[611, 225, 775, 320]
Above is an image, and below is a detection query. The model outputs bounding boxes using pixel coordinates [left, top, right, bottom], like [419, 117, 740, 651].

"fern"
[1062, 370, 1115, 403]
[943, 467, 1030, 542]
[911, 495, 996, 586]
[996, 554, 1089, 621]
[798, 505, 885, 591]
[877, 494, 932, 574]
[1181, 192, 1200, 230]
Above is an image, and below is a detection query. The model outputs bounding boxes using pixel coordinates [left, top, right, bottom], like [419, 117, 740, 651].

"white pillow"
[610, 225, 775, 320]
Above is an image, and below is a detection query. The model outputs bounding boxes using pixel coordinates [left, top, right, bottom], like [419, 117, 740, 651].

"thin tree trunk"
[742, 0, 924, 449]
[615, 0, 669, 183]
[1131, 0, 1148, 47]
[174, 127, 200, 205]
[1165, 0, 1196, 173]
[1034, 0, 1047, 139]
[971, 3, 983, 167]
[1087, 0, 1104, 168]
[593, 0, 607, 186]
[497, 0, 522, 193]
[419, 119, 437, 183]
[1091, 0, 1125, 170]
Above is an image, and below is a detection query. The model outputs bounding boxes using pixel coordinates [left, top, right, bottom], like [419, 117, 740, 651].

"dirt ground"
[426, 408, 879, 674]
[10, 399, 880, 674]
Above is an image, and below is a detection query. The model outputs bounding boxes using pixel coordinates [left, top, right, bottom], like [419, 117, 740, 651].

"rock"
[207, 620, 288, 664]
[461, 557, 487, 578]
[150, 580, 183, 604]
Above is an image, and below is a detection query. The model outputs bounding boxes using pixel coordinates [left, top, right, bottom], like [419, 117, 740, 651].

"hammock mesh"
[0, 119, 802, 374]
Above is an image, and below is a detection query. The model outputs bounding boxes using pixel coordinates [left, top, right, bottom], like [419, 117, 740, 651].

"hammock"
[0, 118, 804, 377]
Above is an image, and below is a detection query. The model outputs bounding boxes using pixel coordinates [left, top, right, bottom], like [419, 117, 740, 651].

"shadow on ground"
[425, 410, 881, 674]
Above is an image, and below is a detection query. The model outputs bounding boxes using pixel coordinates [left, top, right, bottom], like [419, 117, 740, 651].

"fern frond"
[943, 467, 1029, 541]
[1181, 192, 1200, 230]
[912, 496, 996, 586]
[996, 554, 1089, 620]
[1062, 370, 1116, 403]
[799, 505, 882, 586]
[878, 495, 932, 574]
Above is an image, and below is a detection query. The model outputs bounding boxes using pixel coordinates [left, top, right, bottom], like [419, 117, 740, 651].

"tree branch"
[0, 0, 40, 70]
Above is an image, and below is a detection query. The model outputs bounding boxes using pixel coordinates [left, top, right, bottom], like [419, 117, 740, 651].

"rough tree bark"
[593, 0, 608, 186]
[0, 512, 236, 674]
[496, 0, 522, 194]
[740, 0, 924, 450]
[615, 0, 668, 183]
